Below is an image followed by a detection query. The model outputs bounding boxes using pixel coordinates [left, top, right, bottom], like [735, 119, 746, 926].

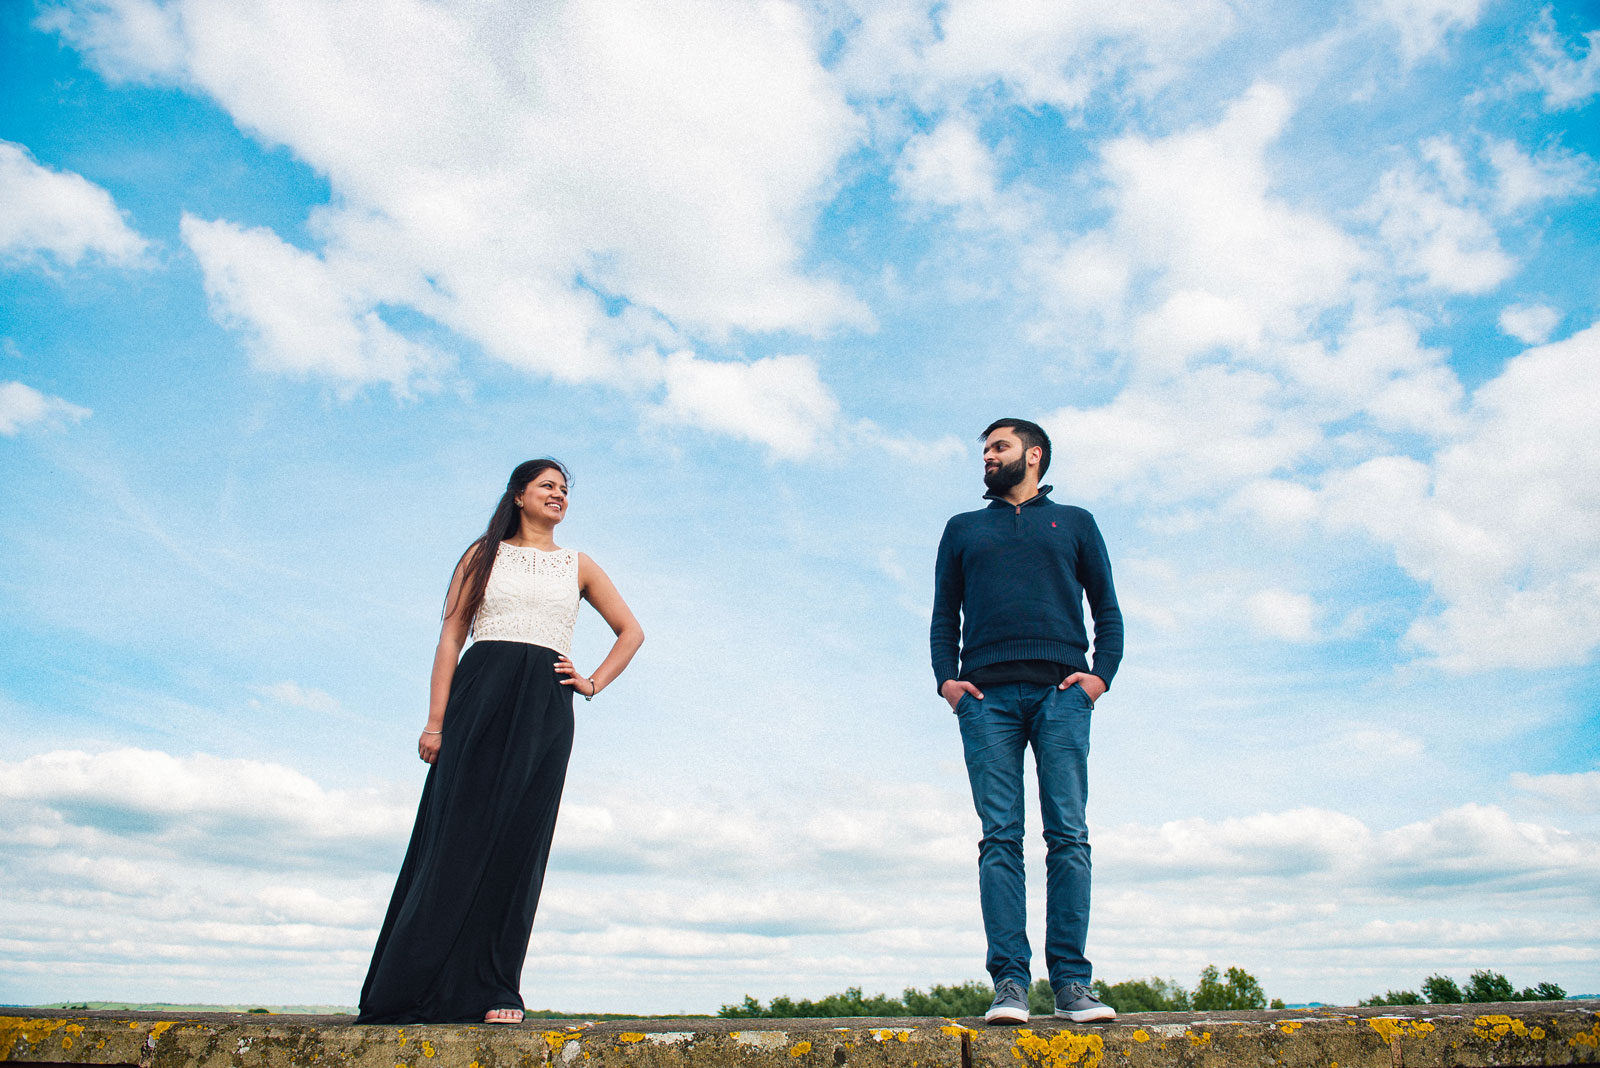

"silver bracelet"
[582, 679, 597, 702]
[421, 728, 442, 735]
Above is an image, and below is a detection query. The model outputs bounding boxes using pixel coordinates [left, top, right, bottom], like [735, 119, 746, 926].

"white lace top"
[471, 544, 581, 655]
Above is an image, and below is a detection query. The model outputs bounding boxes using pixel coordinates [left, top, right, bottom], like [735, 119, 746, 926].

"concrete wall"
[4, 1002, 1597, 1068]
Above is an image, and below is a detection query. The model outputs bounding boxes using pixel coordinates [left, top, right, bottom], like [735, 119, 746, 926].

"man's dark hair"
[981, 418, 1051, 476]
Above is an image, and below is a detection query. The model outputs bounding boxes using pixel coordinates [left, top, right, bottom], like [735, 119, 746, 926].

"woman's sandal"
[484, 1007, 524, 1025]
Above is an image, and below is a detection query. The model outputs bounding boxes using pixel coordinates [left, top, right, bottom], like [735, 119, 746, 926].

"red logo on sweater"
[1051, 521, 1057, 527]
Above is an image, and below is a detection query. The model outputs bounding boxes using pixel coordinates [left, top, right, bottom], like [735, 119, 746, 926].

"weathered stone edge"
[4, 1002, 1597, 1068]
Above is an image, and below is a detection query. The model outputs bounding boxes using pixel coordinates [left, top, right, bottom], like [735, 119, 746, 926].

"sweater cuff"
[1090, 657, 1120, 689]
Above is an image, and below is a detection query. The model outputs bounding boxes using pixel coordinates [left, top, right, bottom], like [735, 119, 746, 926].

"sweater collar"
[984, 484, 1053, 508]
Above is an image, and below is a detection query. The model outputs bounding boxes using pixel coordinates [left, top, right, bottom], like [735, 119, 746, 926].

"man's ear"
[1028, 445, 1043, 469]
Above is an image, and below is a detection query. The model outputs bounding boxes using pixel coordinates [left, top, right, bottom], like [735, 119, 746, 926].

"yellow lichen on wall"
[1568, 1019, 1600, 1049]
[1010, 1027, 1106, 1068]
[790, 1041, 813, 1058]
[617, 1034, 646, 1044]
[1367, 1019, 1433, 1045]
[1473, 1015, 1533, 1041]
[1, 1015, 83, 1055]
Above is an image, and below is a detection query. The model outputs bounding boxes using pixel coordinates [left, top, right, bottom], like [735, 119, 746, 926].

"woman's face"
[516, 470, 569, 525]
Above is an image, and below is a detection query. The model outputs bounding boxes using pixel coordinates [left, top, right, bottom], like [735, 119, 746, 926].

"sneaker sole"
[984, 1007, 1029, 1024]
[1055, 1006, 1116, 1023]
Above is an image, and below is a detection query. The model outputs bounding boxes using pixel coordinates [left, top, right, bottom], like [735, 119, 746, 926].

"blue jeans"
[956, 681, 1094, 994]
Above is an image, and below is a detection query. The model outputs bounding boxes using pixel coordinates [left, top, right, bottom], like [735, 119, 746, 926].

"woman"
[357, 458, 644, 1025]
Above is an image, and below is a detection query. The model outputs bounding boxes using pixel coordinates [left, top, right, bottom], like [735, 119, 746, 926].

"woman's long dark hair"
[446, 458, 572, 625]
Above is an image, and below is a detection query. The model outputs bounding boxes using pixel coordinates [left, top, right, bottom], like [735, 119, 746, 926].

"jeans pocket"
[1058, 682, 1094, 709]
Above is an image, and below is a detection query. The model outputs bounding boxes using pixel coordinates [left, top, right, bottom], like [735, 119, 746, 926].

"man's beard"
[983, 456, 1027, 493]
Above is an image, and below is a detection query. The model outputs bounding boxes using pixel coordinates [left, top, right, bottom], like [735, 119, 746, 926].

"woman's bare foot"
[484, 1008, 523, 1025]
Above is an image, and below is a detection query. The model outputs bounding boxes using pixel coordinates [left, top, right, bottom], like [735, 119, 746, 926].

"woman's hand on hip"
[554, 654, 596, 697]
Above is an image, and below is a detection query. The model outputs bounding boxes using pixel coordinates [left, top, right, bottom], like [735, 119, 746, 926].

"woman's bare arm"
[559, 553, 643, 696]
[419, 549, 476, 763]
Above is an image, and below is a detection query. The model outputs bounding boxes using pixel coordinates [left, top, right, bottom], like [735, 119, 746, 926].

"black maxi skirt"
[357, 640, 575, 1024]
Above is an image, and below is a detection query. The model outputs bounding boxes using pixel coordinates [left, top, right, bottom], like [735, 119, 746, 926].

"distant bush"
[720, 986, 916, 1018]
[1422, 975, 1463, 1004]
[903, 981, 997, 1018]
[1361, 972, 1566, 1007]
[721, 965, 1276, 1018]
[1091, 977, 1191, 1013]
[1194, 965, 1268, 1010]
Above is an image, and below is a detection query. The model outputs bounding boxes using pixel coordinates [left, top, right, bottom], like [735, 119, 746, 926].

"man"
[931, 418, 1123, 1025]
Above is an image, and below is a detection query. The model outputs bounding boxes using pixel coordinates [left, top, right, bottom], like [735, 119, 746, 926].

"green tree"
[1028, 980, 1055, 1016]
[1421, 975, 1463, 1004]
[1464, 971, 1515, 1003]
[720, 995, 769, 1018]
[1359, 990, 1424, 1007]
[1091, 978, 1191, 1013]
[901, 982, 994, 1018]
[1518, 981, 1566, 1001]
[1192, 965, 1267, 1010]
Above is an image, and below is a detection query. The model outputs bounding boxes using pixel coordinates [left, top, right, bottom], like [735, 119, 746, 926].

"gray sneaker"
[985, 978, 1030, 1024]
[1054, 982, 1116, 1022]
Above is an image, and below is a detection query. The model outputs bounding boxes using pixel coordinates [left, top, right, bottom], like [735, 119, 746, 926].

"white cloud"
[182, 215, 443, 395]
[1026, 79, 1597, 675]
[33, 0, 186, 82]
[1498, 303, 1561, 345]
[649, 352, 842, 460]
[1511, 769, 1600, 811]
[1229, 479, 1321, 531]
[1099, 83, 1367, 356]
[894, 114, 1021, 229]
[1525, 8, 1600, 111]
[46, 0, 869, 451]
[1321, 322, 1600, 670]
[0, 381, 92, 436]
[1038, 233, 1131, 321]
[1097, 802, 1600, 894]
[253, 681, 342, 716]
[1103, 808, 1372, 878]
[1367, 0, 1486, 64]
[3, 745, 1596, 1009]
[0, 140, 148, 267]
[1245, 588, 1318, 642]
[1366, 144, 1514, 295]
[0, 748, 411, 865]
[1037, 86, 1473, 506]
[1484, 137, 1594, 214]
[1375, 803, 1596, 891]
[1044, 366, 1321, 503]
[834, 0, 1236, 112]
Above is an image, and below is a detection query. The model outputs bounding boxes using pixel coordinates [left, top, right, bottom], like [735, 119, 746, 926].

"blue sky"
[2, 0, 1598, 1013]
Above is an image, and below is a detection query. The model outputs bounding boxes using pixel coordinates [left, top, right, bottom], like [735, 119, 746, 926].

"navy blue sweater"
[930, 490, 1123, 692]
